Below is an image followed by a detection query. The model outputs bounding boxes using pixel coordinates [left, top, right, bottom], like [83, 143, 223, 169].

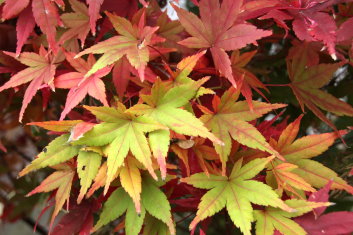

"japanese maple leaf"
[19, 134, 80, 177]
[254, 199, 331, 235]
[73, 105, 166, 193]
[182, 157, 293, 234]
[76, 11, 164, 81]
[27, 164, 75, 228]
[59, 0, 91, 47]
[171, 137, 219, 177]
[86, 0, 104, 36]
[287, 42, 353, 131]
[294, 182, 353, 235]
[93, 176, 175, 235]
[55, 52, 112, 120]
[266, 115, 353, 194]
[0, 47, 57, 122]
[260, 0, 340, 58]
[173, 0, 272, 87]
[1, 0, 61, 54]
[128, 76, 222, 176]
[230, 50, 269, 109]
[76, 150, 102, 204]
[199, 87, 286, 173]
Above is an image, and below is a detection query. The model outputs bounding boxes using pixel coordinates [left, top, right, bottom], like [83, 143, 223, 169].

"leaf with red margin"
[0, 48, 56, 122]
[32, 0, 61, 53]
[230, 50, 269, 109]
[27, 120, 83, 132]
[200, 87, 286, 173]
[287, 42, 353, 131]
[27, 167, 75, 228]
[267, 115, 353, 194]
[182, 157, 293, 234]
[55, 52, 111, 120]
[173, 0, 272, 87]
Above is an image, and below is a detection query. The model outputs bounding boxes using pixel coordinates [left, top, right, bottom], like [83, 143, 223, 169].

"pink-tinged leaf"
[337, 17, 353, 43]
[69, 122, 95, 141]
[216, 24, 272, 51]
[296, 212, 353, 235]
[60, 75, 109, 120]
[0, 140, 7, 152]
[20, 76, 45, 122]
[210, 47, 236, 87]
[16, 5, 35, 56]
[293, 12, 337, 58]
[27, 170, 75, 228]
[2, 0, 30, 20]
[32, 0, 60, 53]
[86, 0, 104, 36]
[308, 181, 333, 217]
[55, 72, 83, 89]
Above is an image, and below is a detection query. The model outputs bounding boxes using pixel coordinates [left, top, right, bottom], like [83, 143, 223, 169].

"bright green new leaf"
[77, 150, 102, 204]
[94, 175, 175, 235]
[128, 79, 222, 145]
[200, 88, 286, 173]
[254, 199, 331, 235]
[73, 105, 166, 193]
[182, 157, 293, 235]
[19, 134, 80, 177]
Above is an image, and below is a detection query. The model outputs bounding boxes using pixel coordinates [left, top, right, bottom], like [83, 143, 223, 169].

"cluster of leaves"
[1, 0, 353, 234]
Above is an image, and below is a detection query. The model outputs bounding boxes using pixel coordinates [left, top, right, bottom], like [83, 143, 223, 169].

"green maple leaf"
[19, 134, 80, 177]
[73, 105, 166, 193]
[182, 156, 293, 235]
[267, 115, 353, 194]
[94, 175, 175, 235]
[254, 199, 331, 235]
[199, 87, 286, 173]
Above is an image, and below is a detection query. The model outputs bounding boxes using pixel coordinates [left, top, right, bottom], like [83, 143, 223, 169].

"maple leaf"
[171, 137, 219, 177]
[55, 52, 112, 120]
[254, 199, 332, 235]
[287, 42, 353, 131]
[18, 134, 80, 177]
[59, 0, 91, 47]
[86, 0, 104, 36]
[27, 164, 75, 228]
[0, 47, 56, 122]
[230, 50, 269, 109]
[73, 105, 166, 193]
[75, 10, 163, 81]
[94, 176, 175, 235]
[295, 181, 353, 235]
[15, 5, 35, 57]
[77, 150, 102, 204]
[173, 0, 272, 87]
[199, 87, 286, 173]
[32, 0, 61, 54]
[266, 115, 353, 194]
[182, 156, 293, 234]
[260, 0, 339, 58]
